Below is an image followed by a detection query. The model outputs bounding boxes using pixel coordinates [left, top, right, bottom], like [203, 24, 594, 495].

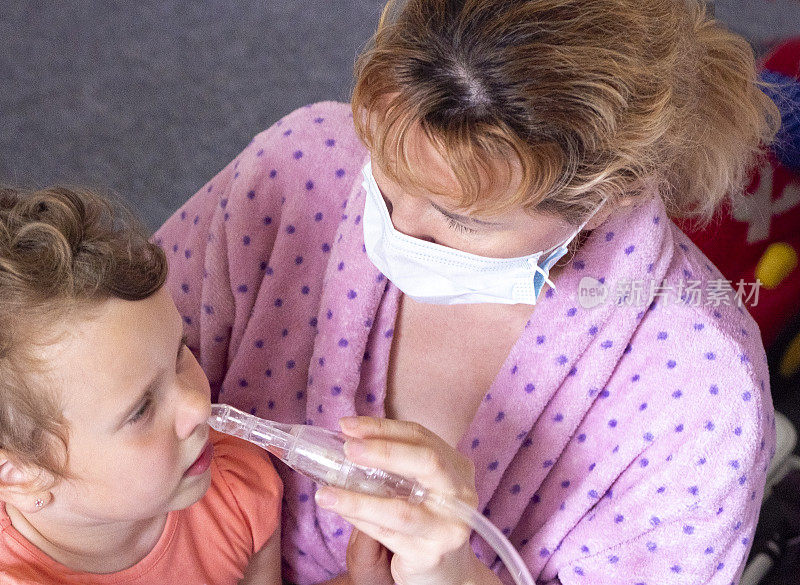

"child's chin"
[171, 472, 212, 511]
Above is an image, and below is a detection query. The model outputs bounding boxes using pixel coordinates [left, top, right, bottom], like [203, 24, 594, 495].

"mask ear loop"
[541, 197, 609, 257]
[534, 198, 608, 292]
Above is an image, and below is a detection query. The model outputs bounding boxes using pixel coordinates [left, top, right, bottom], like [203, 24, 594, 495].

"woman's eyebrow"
[429, 200, 500, 226]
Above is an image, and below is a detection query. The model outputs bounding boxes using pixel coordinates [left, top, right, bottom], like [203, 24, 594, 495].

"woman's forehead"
[372, 125, 524, 213]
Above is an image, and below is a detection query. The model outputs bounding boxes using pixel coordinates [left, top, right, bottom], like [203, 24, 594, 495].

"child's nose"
[174, 366, 212, 440]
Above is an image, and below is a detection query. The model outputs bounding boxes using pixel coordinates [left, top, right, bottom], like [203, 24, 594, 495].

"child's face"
[36, 286, 212, 523]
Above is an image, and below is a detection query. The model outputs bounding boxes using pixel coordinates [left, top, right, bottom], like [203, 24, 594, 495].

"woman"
[155, 1, 779, 583]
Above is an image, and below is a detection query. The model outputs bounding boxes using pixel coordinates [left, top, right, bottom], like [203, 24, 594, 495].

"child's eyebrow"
[114, 333, 187, 430]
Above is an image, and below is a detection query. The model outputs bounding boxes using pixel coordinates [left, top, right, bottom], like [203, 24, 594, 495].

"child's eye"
[444, 215, 478, 234]
[129, 396, 153, 425]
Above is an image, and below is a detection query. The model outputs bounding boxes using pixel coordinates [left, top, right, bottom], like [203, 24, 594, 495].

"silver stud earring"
[34, 498, 44, 509]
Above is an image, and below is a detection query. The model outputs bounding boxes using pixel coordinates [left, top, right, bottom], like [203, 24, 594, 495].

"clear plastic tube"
[209, 404, 536, 585]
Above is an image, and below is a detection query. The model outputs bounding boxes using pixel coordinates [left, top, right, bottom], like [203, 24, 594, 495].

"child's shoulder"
[208, 428, 282, 499]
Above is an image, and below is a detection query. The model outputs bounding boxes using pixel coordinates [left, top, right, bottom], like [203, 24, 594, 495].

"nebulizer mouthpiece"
[209, 404, 536, 585]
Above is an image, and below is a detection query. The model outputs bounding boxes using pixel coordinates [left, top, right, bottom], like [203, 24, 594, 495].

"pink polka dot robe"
[154, 102, 775, 585]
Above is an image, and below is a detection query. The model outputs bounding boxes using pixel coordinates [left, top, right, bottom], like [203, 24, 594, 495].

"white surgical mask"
[361, 162, 605, 305]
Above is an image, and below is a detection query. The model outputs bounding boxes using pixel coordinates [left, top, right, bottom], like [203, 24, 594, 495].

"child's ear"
[0, 452, 53, 513]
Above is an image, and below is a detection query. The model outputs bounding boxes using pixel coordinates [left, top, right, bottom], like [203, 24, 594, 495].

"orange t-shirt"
[0, 430, 282, 585]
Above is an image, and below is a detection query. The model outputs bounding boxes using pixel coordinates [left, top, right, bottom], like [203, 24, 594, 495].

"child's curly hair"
[352, 0, 781, 226]
[0, 186, 167, 484]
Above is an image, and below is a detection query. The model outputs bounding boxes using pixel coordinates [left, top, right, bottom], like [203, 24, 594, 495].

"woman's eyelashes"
[443, 214, 478, 234]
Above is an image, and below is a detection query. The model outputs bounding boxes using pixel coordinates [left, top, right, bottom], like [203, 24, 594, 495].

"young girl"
[0, 186, 282, 584]
[156, 1, 780, 584]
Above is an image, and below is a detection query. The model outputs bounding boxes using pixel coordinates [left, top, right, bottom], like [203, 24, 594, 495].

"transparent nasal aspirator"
[209, 404, 536, 585]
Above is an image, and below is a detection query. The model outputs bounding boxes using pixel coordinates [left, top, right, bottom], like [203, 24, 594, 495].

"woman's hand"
[315, 416, 492, 585]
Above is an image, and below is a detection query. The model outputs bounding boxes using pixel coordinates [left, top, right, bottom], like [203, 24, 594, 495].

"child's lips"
[184, 440, 213, 477]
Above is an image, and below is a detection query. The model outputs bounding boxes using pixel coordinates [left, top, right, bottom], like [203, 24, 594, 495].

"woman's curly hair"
[353, 0, 781, 225]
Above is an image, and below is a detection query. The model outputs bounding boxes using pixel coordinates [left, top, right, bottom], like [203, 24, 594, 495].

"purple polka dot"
[525, 383, 535, 393]
[567, 307, 577, 317]
[335, 168, 346, 178]
[325, 138, 336, 147]
[302, 285, 310, 294]
[293, 150, 303, 159]
[347, 290, 357, 299]
[243, 235, 251, 246]
[269, 169, 277, 178]
[331, 385, 342, 396]
[286, 225, 295, 234]
[306, 180, 314, 190]
[263, 216, 272, 225]
[237, 284, 248, 293]
[667, 359, 676, 369]
[338, 338, 349, 347]
[625, 245, 635, 255]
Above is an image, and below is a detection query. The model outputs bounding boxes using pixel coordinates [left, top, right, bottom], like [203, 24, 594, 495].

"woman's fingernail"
[343, 439, 365, 459]
[315, 488, 337, 508]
